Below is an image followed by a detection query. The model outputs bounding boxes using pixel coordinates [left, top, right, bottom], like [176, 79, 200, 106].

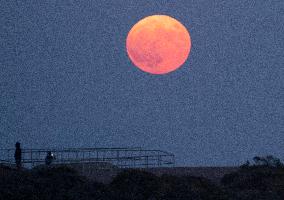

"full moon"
[126, 15, 191, 74]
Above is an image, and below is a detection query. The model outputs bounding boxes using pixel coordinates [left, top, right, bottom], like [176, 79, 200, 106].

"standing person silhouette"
[14, 142, 22, 169]
[45, 151, 56, 166]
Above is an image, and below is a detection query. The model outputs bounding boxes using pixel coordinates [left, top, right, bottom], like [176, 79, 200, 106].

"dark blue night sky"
[1, 1, 283, 166]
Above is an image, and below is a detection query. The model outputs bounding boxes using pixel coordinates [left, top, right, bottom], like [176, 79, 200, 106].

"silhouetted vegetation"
[240, 155, 284, 169]
[0, 165, 107, 200]
[108, 170, 160, 200]
[108, 170, 226, 200]
[1, 156, 284, 200]
[222, 156, 284, 200]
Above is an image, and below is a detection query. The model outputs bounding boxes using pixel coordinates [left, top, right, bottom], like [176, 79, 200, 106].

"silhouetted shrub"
[109, 169, 160, 200]
[240, 160, 250, 170]
[158, 175, 200, 200]
[221, 165, 284, 200]
[249, 155, 284, 168]
[2, 163, 283, 200]
[109, 170, 227, 200]
[0, 165, 106, 200]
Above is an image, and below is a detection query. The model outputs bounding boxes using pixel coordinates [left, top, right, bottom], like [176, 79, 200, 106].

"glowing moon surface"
[126, 15, 191, 74]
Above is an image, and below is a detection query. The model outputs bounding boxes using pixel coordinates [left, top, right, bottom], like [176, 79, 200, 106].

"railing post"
[158, 155, 161, 167]
[146, 156, 149, 168]
[30, 149, 33, 168]
[116, 150, 120, 167]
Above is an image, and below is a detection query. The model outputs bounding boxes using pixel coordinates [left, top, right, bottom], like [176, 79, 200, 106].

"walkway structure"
[0, 147, 175, 169]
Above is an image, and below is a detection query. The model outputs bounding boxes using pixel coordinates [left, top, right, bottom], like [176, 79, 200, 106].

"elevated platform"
[0, 147, 175, 169]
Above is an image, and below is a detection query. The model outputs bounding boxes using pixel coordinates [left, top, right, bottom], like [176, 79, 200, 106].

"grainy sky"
[1, 1, 283, 166]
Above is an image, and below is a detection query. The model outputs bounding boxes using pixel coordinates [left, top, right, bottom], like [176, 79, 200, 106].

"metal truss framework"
[0, 147, 175, 169]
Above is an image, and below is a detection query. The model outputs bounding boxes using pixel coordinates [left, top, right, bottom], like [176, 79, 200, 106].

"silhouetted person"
[14, 142, 22, 169]
[45, 151, 56, 166]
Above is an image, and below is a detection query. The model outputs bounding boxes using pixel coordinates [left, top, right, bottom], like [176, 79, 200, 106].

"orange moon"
[126, 15, 191, 74]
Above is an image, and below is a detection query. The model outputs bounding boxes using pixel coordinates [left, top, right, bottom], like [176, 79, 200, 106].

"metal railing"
[0, 147, 175, 169]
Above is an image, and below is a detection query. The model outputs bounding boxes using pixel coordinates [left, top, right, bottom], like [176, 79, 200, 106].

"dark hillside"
[0, 165, 225, 200]
[1, 163, 284, 200]
[221, 166, 284, 200]
[0, 165, 106, 200]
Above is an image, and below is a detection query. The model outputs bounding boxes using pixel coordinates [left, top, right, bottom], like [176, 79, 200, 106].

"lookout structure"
[0, 147, 175, 169]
